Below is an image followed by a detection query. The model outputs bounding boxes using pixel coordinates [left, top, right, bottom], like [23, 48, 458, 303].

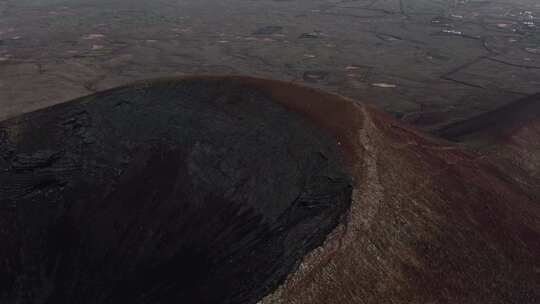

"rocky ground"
[0, 0, 539, 129]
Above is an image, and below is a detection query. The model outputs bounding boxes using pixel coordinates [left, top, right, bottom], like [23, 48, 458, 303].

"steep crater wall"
[0, 77, 352, 304]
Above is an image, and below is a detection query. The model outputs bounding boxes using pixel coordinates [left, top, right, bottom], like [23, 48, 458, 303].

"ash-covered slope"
[0, 76, 538, 304]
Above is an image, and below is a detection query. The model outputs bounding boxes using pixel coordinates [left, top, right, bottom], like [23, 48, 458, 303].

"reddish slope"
[436, 93, 540, 200]
[251, 78, 540, 304]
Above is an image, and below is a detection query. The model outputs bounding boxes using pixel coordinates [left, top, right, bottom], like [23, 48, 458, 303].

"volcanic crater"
[0, 77, 353, 304]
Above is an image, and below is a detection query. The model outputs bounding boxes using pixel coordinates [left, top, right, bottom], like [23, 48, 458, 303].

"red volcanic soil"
[1, 76, 539, 304]
[255, 79, 539, 304]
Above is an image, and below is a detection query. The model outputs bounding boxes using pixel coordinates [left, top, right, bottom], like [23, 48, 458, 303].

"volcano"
[0, 76, 538, 304]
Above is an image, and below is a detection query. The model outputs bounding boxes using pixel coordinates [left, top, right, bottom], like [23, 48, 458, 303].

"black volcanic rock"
[0, 77, 352, 303]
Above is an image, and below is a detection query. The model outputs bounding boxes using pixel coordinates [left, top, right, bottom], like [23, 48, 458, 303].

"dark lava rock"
[0, 77, 352, 303]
